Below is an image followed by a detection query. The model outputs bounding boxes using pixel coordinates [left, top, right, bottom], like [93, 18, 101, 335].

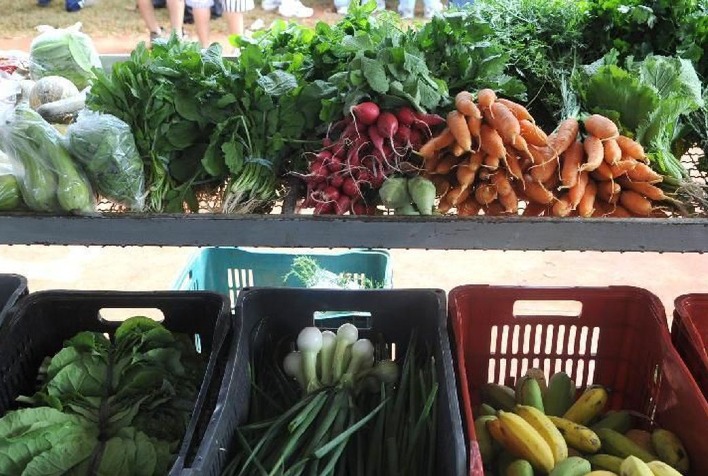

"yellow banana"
[596, 428, 655, 462]
[517, 378, 545, 413]
[475, 416, 498, 463]
[563, 385, 608, 425]
[651, 429, 689, 474]
[481, 383, 517, 412]
[497, 410, 555, 473]
[588, 454, 624, 472]
[646, 460, 683, 476]
[515, 404, 567, 464]
[548, 456, 591, 476]
[620, 455, 653, 476]
[624, 430, 656, 458]
[487, 417, 510, 448]
[548, 415, 601, 453]
[544, 372, 575, 417]
[586, 472, 619, 476]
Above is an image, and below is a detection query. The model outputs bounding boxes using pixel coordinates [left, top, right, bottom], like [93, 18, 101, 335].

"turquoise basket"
[173, 247, 393, 312]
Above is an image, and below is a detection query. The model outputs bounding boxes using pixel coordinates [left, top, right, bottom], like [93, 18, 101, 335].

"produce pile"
[0, 316, 206, 475]
[476, 369, 691, 475]
[0, 2, 705, 216]
[223, 323, 438, 476]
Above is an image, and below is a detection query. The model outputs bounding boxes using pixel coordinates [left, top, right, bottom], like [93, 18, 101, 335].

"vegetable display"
[0, 316, 206, 475]
[476, 369, 692, 475]
[223, 323, 438, 476]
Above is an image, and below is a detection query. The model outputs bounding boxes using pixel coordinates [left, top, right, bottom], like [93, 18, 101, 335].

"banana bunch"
[475, 369, 691, 476]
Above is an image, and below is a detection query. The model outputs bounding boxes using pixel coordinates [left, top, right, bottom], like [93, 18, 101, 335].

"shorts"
[187, 0, 254, 12]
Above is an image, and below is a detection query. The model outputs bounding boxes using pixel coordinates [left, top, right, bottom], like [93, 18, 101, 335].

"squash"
[28, 76, 79, 110]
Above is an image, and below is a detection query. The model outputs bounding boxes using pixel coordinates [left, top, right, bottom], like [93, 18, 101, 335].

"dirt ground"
[1, 245, 706, 327]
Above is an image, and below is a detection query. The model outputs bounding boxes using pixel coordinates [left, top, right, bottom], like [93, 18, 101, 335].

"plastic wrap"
[0, 149, 22, 211]
[28, 23, 100, 90]
[65, 110, 145, 210]
[0, 104, 95, 214]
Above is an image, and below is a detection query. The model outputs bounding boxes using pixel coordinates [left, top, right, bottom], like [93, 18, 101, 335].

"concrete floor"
[1, 246, 706, 326]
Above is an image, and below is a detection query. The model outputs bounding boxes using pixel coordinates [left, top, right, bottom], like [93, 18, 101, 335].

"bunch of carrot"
[417, 89, 674, 217]
[302, 102, 444, 215]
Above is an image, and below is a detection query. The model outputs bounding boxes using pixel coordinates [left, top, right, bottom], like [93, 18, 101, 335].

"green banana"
[596, 428, 656, 462]
[506, 459, 534, 476]
[496, 451, 517, 476]
[588, 454, 624, 472]
[544, 372, 575, 417]
[549, 456, 592, 476]
[479, 403, 497, 416]
[475, 416, 498, 463]
[646, 460, 684, 476]
[651, 429, 689, 473]
[481, 383, 517, 412]
[518, 378, 545, 412]
[591, 411, 634, 434]
[619, 455, 653, 476]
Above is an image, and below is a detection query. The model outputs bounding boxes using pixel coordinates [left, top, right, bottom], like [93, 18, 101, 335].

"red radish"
[414, 111, 445, 127]
[396, 107, 418, 126]
[341, 121, 362, 141]
[346, 137, 368, 168]
[368, 125, 387, 160]
[314, 201, 334, 215]
[309, 162, 329, 183]
[326, 155, 343, 173]
[409, 128, 424, 149]
[330, 174, 344, 188]
[352, 201, 367, 215]
[394, 124, 412, 144]
[357, 170, 374, 184]
[350, 102, 380, 126]
[315, 150, 333, 163]
[335, 195, 351, 215]
[376, 112, 399, 141]
[322, 137, 334, 148]
[342, 177, 361, 197]
[322, 186, 340, 202]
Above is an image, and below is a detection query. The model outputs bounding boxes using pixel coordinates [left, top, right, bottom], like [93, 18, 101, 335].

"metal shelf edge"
[1, 214, 706, 252]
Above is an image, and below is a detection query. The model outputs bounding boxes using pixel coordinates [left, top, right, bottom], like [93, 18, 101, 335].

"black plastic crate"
[0, 290, 233, 475]
[180, 287, 467, 476]
[0, 274, 27, 326]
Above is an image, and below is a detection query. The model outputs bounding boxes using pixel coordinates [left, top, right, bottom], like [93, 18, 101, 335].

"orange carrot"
[456, 157, 480, 189]
[577, 179, 597, 218]
[429, 175, 451, 196]
[488, 102, 521, 145]
[529, 154, 558, 183]
[491, 169, 513, 196]
[568, 171, 589, 209]
[543, 171, 560, 191]
[580, 135, 604, 172]
[603, 138, 622, 165]
[620, 190, 653, 216]
[446, 184, 471, 206]
[503, 151, 524, 181]
[455, 92, 481, 118]
[475, 183, 498, 205]
[627, 162, 662, 183]
[477, 88, 497, 110]
[479, 124, 506, 160]
[616, 135, 647, 162]
[437, 195, 452, 214]
[448, 110, 472, 152]
[591, 161, 614, 181]
[522, 202, 549, 216]
[609, 159, 638, 178]
[528, 144, 557, 166]
[484, 153, 500, 170]
[583, 114, 619, 140]
[435, 155, 460, 175]
[549, 118, 580, 155]
[607, 204, 632, 218]
[423, 153, 441, 174]
[457, 197, 481, 216]
[483, 201, 506, 216]
[523, 176, 555, 205]
[552, 194, 573, 217]
[467, 114, 482, 148]
[560, 140, 583, 189]
[497, 98, 534, 123]
[498, 188, 519, 214]
[452, 142, 465, 157]
[617, 177, 667, 202]
[519, 119, 549, 147]
[418, 128, 454, 160]
[597, 180, 621, 204]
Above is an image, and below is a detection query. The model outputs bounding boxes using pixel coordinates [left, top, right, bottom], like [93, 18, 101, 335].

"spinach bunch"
[0, 316, 205, 475]
[87, 36, 239, 212]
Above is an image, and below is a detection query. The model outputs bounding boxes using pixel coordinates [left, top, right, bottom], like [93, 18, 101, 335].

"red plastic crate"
[448, 285, 708, 476]
[673, 294, 708, 400]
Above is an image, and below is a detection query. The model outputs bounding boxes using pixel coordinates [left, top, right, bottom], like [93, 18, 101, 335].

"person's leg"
[192, 5, 212, 47]
[137, 0, 162, 34]
[423, 0, 442, 18]
[397, 0, 414, 18]
[166, 0, 187, 35]
[224, 11, 244, 36]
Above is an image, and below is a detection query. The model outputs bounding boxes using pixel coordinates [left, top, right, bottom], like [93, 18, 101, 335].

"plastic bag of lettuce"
[29, 22, 101, 90]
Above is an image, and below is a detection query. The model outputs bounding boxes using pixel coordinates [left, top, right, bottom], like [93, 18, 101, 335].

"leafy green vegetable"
[573, 54, 705, 180]
[0, 317, 206, 475]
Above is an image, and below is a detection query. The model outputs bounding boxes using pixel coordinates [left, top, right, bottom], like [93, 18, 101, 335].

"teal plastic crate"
[173, 247, 393, 311]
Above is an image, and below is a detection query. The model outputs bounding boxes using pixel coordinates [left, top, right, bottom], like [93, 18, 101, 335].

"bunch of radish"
[301, 101, 445, 215]
[418, 89, 676, 217]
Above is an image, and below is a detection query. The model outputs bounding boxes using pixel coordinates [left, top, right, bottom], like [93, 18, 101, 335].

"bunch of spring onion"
[222, 323, 439, 476]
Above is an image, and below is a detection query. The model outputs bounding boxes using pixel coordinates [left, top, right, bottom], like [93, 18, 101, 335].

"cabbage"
[29, 23, 101, 90]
